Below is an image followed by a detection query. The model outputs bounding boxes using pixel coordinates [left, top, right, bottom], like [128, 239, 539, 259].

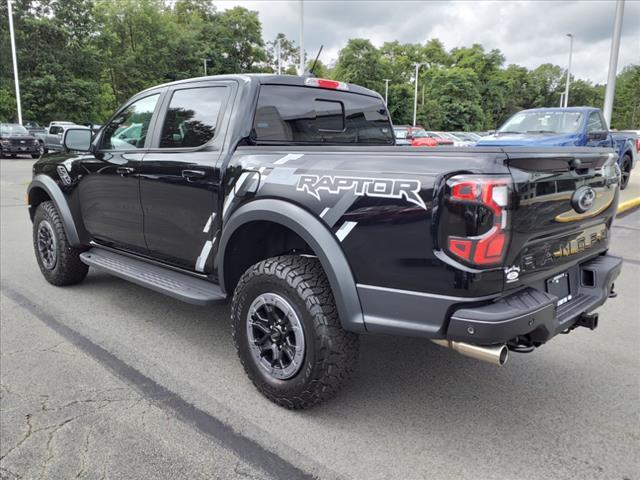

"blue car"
[477, 107, 637, 189]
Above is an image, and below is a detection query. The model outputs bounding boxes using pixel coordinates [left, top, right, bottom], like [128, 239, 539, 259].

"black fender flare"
[218, 199, 366, 333]
[28, 174, 81, 246]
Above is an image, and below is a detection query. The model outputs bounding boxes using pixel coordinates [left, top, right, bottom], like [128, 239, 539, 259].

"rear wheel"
[620, 155, 632, 190]
[32, 201, 88, 286]
[231, 255, 359, 409]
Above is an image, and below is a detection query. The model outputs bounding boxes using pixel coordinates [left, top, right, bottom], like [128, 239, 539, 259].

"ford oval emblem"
[571, 186, 596, 213]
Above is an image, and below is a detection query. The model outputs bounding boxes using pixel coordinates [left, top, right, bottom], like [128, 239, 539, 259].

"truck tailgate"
[503, 148, 619, 291]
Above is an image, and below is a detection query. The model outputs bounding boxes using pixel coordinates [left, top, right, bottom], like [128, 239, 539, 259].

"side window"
[100, 94, 159, 150]
[587, 112, 605, 132]
[50, 126, 60, 135]
[159, 86, 227, 148]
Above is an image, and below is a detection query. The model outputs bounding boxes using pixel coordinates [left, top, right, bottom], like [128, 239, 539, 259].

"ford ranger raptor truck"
[28, 75, 623, 409]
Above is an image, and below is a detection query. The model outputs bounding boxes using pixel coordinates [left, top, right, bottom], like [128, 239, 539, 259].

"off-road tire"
[620, 155, 632, 190]
[231, 255, 359, 409]
[32, 201, 88, 286]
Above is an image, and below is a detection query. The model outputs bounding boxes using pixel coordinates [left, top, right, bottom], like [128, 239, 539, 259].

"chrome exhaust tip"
[431, 339, 508, 366]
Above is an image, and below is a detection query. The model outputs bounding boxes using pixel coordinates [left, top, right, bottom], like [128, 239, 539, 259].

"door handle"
[116, 166, 135, 176]
[182, 169, 206, 179]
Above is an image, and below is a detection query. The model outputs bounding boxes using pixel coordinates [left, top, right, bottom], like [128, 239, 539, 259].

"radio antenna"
[309, 45, 323, 76]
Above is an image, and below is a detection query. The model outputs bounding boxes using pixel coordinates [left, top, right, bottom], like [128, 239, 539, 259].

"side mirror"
[63, 128, 92, 152]
[587, 130, 608, 141]
[405, 134, 413, 140]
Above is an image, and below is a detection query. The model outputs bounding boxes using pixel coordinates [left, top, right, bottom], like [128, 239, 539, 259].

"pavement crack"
[0, 414, 33, 462]
[0, 466, 23, 479]
[0, 413, 33, 460]
[75, 424, 93, 479]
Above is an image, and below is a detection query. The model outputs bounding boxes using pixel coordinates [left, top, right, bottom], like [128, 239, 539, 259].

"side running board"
[80, 248, 225, 306]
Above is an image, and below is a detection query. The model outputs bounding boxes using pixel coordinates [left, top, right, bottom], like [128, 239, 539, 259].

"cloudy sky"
[214, 0, 640, 83]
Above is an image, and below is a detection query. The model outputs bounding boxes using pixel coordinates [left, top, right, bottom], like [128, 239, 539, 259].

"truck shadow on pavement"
[70, 270, 627, 437]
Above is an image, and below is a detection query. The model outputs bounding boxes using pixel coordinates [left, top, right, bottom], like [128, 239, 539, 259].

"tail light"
[444, 175, 511, 267]
[635, 137, 640, 154]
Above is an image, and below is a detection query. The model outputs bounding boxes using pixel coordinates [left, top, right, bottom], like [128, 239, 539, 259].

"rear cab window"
[251, 84, 393, 145]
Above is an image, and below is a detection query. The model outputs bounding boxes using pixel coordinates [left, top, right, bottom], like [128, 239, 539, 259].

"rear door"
[140, 81, 234, 272]
[504, 148, 619, 291]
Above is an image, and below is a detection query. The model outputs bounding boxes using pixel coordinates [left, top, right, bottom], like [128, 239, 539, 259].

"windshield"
[411, 128, 428, 138]
[0, 124, 29, 135]
[443, 133, 461, 141]
[499, 111, 583, 134]
[394, 128, 408, 139]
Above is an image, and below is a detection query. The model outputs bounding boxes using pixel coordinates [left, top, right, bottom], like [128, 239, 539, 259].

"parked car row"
[392, 107, 637, 190]
[392, 125, 488, 148]
[1, 120, 99, 158]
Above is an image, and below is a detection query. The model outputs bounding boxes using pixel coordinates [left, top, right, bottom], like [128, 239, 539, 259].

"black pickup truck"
[28, 75, 623, 408]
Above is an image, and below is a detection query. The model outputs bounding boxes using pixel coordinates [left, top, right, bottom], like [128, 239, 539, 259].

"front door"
[46, 126, 62, 150]
[140, 82, 231, 272]
[79, 92, 162, 254]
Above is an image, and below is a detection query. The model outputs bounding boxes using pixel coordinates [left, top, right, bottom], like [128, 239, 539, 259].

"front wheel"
[620, 155, 632, 190]
[32, 201, 88, 286]
[34, 143, 45, 158]
[231, 255, 359, 409]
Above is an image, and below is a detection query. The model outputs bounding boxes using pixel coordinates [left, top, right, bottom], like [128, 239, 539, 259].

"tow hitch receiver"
[575, 312, 599, 330]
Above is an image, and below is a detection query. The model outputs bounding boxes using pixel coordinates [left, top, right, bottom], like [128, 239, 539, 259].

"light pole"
[383, 79, 391, 105]
[299, 0, 304, 75]
[603, 0, 625, 127]
[413, 63, 428, 127]
[203, 58, 211, 76]
[7, 0, 22, 125]
[563, 33, 574, 108]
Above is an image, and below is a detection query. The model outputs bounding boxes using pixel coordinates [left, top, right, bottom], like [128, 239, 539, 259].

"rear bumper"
[445, 254, 622, 345]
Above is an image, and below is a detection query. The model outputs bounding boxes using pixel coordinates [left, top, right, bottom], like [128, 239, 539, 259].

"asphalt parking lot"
[1, 157, 639, 480]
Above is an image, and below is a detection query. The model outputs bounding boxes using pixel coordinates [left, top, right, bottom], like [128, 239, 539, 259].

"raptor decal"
[296, 175, 427, 209]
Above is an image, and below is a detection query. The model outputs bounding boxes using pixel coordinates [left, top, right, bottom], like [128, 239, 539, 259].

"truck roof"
[139, 74, 383, 99]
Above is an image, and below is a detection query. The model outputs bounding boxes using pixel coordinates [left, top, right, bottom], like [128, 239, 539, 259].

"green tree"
[527, 63, 565, 108]
[210, 7, 266, 73]
[333, 39, 384, 94]
[611, 65, 640, 129]
[267, 33, 300, 74]
[423, 67, 485, 130]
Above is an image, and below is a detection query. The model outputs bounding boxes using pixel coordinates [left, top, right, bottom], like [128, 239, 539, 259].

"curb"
[618, 197, 640, 214]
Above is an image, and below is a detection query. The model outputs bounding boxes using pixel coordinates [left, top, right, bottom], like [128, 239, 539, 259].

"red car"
[394, 126, 438, 147]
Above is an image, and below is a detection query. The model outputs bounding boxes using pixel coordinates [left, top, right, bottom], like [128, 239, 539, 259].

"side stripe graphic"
[335, 221, 357, 242]
[223, 171, 252, 218]
[203, 213, 216, 233]
[274, 153, 303, 165]
[195, 238, 215, 272]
